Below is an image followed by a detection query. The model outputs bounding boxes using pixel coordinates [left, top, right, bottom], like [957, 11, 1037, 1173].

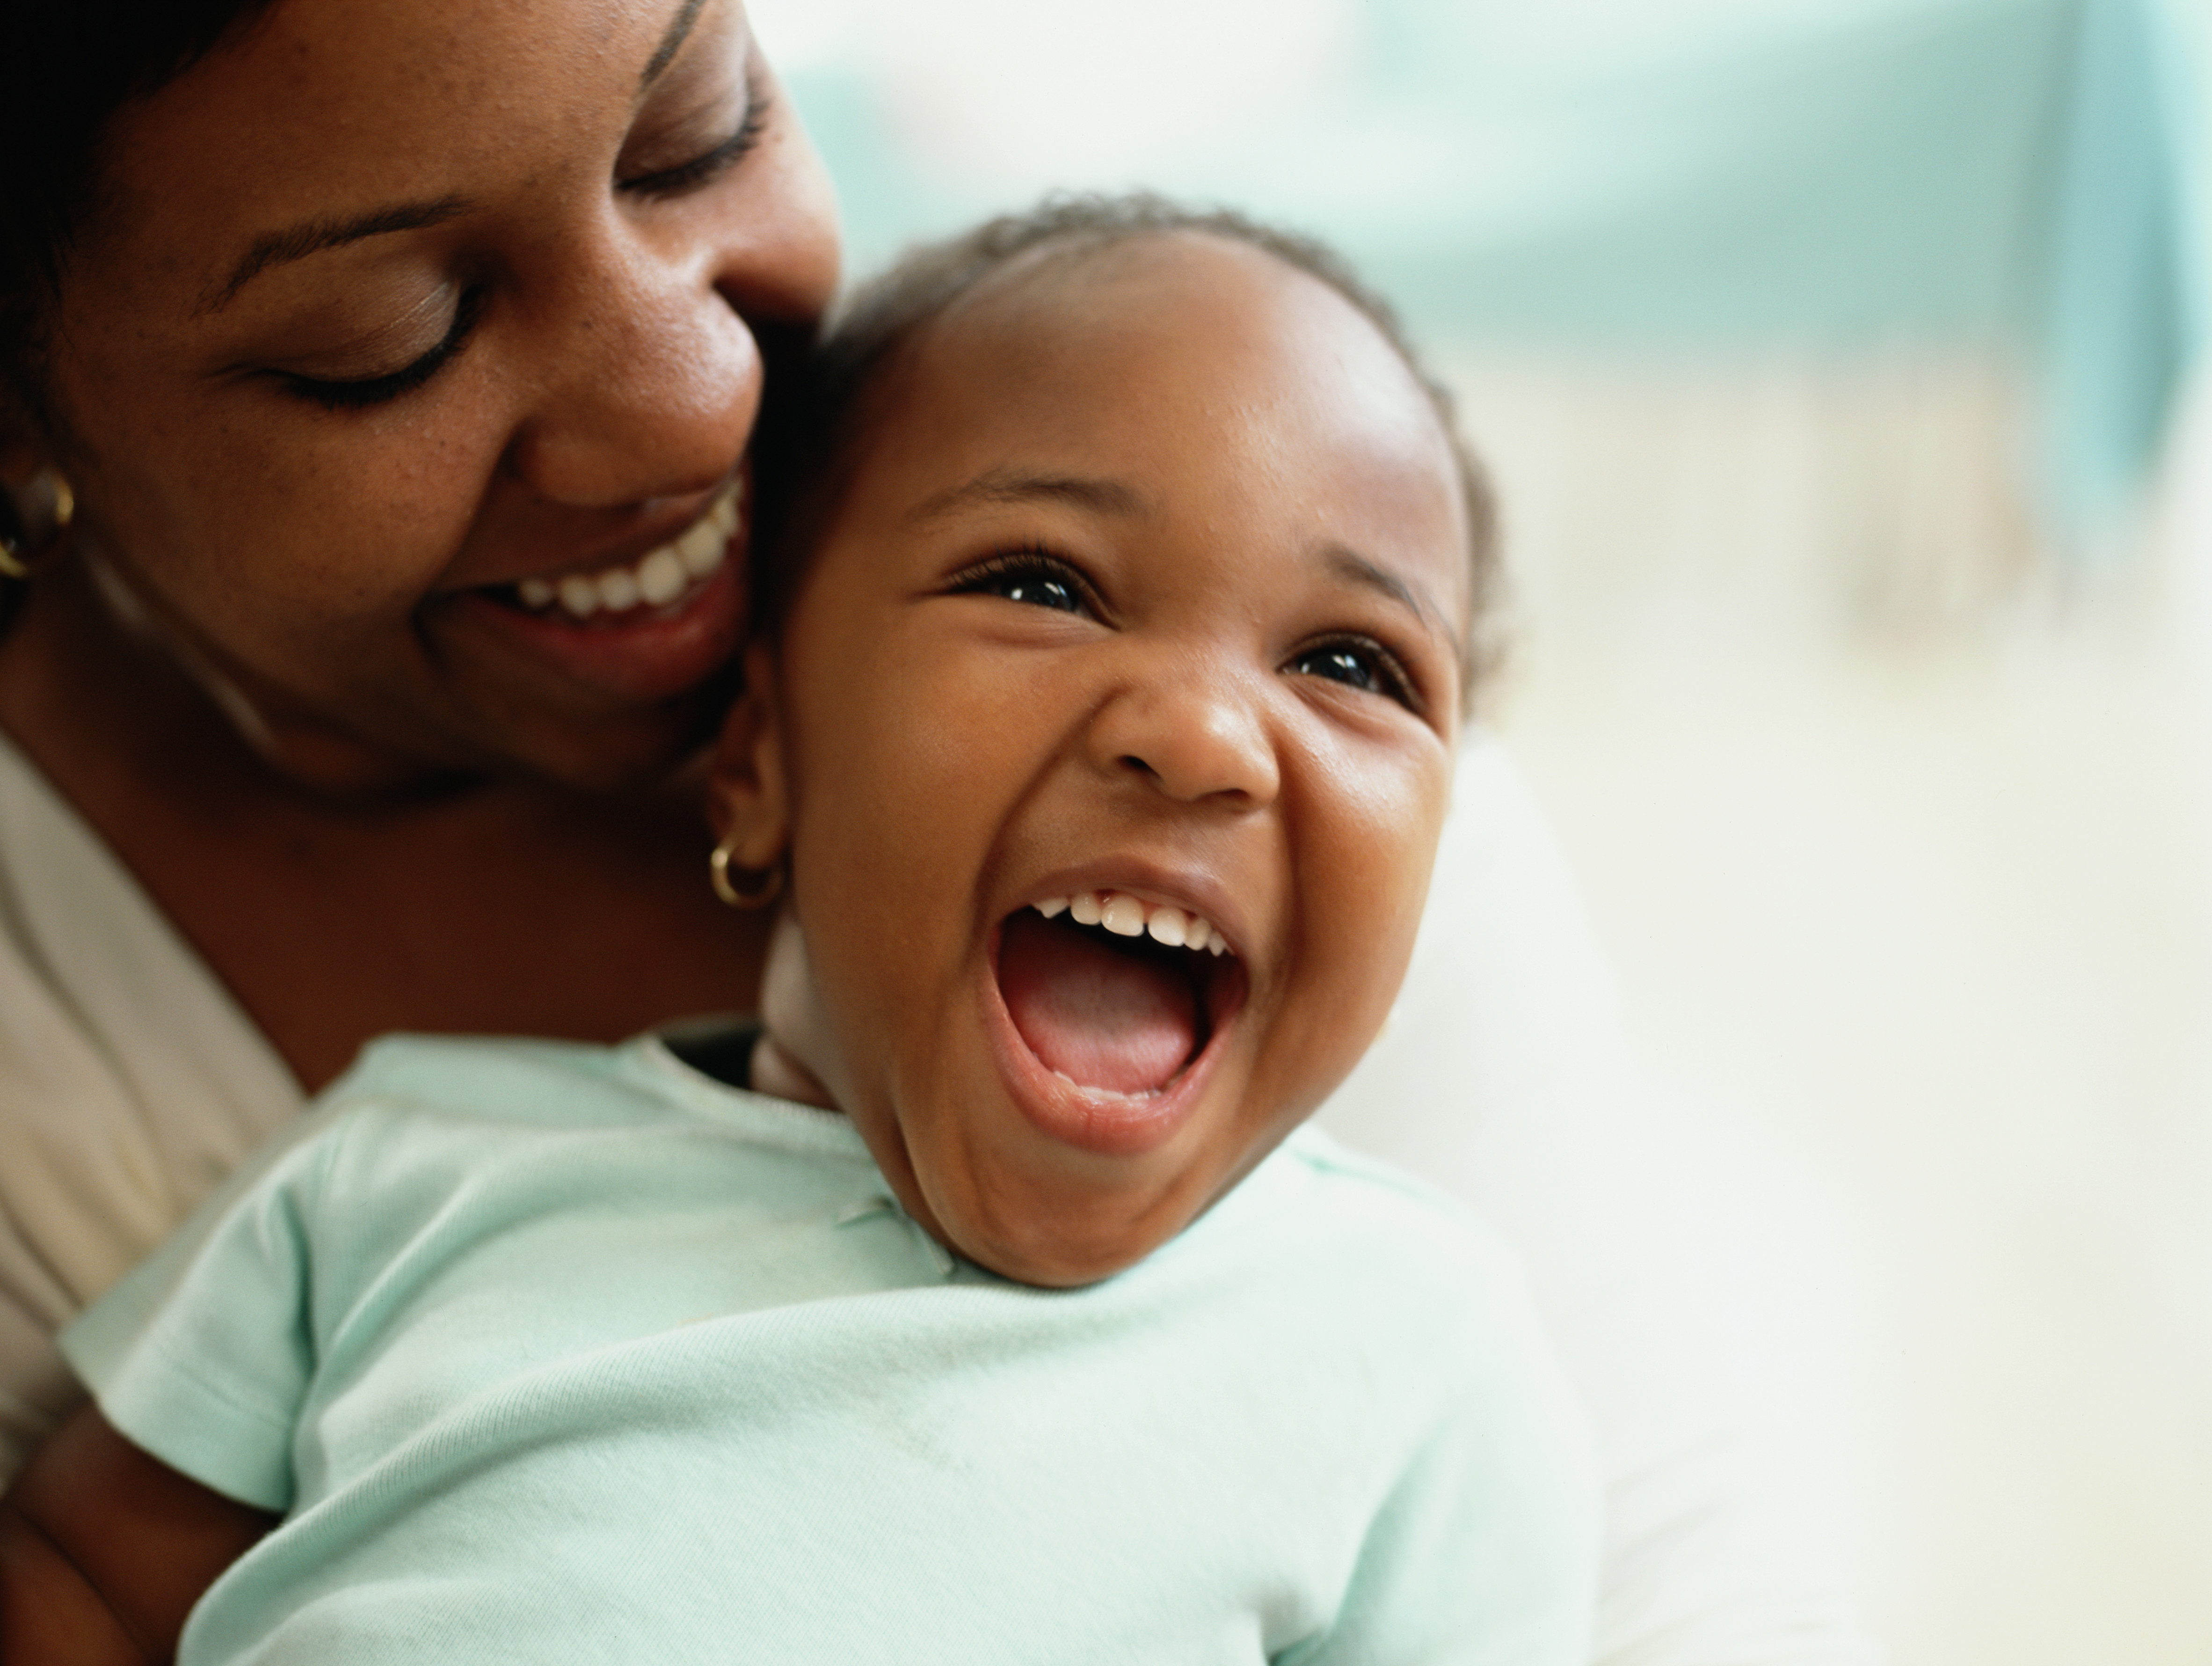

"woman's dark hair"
[750, 192, 1504, 712]
[0, 0, 280, 635]
[1, 0, 282, 414]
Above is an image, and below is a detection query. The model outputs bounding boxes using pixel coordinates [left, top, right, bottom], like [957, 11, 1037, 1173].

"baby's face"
[723, 231, 1470, 1285]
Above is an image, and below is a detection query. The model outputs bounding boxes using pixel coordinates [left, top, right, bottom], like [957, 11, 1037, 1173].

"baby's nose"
[1088, 662, 1281, 807]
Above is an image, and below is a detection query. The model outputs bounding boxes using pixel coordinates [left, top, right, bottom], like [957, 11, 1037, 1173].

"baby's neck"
[749, 1030, 839, 1111]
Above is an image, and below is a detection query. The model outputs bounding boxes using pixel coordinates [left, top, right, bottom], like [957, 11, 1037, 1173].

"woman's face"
[40, 0, 837, 790]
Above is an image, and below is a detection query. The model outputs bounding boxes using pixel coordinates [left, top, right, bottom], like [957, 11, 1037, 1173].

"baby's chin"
[756, 896, 1360, 1288]
[899, 1086, 1311, 1291]
[929, 1184, 1207, 1289]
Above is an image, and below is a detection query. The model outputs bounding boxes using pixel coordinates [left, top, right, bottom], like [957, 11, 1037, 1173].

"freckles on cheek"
[291, 438, 488, 599]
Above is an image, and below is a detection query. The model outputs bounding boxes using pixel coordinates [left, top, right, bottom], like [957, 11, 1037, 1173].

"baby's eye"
[948, 552, 1094, 616]
[1287, 637, 1421, 710]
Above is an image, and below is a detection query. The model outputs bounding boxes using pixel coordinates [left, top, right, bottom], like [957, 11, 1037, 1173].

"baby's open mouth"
[996, 892, 1247, 1097]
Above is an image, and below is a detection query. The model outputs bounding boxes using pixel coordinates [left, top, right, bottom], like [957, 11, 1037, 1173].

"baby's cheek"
[1301, 775, 1447, 1046]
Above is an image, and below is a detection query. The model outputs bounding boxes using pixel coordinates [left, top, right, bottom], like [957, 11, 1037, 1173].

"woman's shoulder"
[0, 726, 300, 1139]
[0, 725, 305, 1483]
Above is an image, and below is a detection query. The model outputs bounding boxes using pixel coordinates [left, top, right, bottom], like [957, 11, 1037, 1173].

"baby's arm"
[0, 1404, 273, 1665]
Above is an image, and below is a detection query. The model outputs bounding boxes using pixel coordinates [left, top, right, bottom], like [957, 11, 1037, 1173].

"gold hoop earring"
[709, 839, 785, 910]
[0, 469, 75, 582]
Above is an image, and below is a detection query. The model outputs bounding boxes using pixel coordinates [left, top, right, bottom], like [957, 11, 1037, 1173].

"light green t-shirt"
[64, 1032, 1597, 1666]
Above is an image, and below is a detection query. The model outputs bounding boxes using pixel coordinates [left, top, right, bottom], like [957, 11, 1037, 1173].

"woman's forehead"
[73, 0, 730, 301]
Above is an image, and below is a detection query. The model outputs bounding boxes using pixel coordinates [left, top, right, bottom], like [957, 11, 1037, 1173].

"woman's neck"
[0, 560, 771, 1092]
[2, 557, 452, 818]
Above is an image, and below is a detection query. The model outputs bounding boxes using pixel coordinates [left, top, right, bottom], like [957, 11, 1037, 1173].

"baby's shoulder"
[296, 1030, 861, 1191]
[1269, 1124, 1518, 1271]
[327, 1031, 659, 1124]
[322, 1028, 820, 1138]
[1171, 1127, 1547, 1381]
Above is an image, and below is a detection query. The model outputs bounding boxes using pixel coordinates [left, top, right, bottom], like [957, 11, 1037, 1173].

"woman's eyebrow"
[641, 0, 712, 87]
[201, 197, 471, 315]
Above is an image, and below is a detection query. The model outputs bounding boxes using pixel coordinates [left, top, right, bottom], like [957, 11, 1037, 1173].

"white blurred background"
[748, 1, 2212, 1659]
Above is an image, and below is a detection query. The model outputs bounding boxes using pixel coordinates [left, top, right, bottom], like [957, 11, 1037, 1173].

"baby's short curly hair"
[750, 192, 1504, 712]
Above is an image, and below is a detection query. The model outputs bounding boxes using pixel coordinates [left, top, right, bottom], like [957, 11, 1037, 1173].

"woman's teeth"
[513, 480, 742, 620]
[1034, 891, 1230, 955]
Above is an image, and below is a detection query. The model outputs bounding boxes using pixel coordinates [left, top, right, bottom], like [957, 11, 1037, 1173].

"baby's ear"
[706, 641, 790, 870]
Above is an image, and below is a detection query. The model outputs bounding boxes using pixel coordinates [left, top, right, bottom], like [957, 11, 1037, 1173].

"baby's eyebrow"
[1322, 545, 1462, 655]
[907, 469, 1151, 527]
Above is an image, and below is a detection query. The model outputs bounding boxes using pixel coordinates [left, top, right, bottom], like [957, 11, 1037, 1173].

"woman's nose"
[503, 242, 764, 508]
[707, 101, 842, 338]
[1088, 659, 1283, 810]
[502, 106, 838, 510]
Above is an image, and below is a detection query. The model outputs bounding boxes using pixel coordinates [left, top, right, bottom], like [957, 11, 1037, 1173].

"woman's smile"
[507, 476, 745, 623]
[444, 474, 751, 707]
[37, 0, 837, 791]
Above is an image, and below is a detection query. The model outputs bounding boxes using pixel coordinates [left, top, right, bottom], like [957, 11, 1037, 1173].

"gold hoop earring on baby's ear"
[709, 839, 785, 910]
[0, 468, 75, 582]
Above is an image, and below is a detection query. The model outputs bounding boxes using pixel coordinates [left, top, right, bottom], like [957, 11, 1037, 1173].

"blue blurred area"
[779, 0, 2199, 543]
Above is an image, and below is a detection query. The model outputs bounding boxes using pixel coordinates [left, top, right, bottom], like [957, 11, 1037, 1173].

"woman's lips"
[445, 539, 745, 707]
[512, 477, 743, 621]
[440, 478, 749, 706]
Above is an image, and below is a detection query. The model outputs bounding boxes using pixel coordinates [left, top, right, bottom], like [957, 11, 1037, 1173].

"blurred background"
[746, 1, 2212, 1659]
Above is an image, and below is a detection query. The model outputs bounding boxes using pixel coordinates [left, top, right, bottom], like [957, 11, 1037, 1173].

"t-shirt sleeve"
[55, 1118, 339, 1514]
[1282, 1249, 1603, 1666]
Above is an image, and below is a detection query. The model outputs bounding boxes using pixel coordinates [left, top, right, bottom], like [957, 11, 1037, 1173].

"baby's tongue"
[998, 909, 1196, 1095]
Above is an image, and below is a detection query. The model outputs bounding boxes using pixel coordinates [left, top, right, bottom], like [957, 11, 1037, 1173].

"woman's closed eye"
[1286, 636, 1422, 711]
[619, 98, 770, 199]
[276, 286, 487, 412]
[619, 75, 772, 200]
[948, 551, 1098, 617]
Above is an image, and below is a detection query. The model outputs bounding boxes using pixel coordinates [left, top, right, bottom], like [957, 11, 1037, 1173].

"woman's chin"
[361, 561, 751, 790]
[215, 653, 731, 802]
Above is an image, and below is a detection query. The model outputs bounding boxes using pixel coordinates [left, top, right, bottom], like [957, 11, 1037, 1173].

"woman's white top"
[0, 724, 1877, 1664]
[0, 730, 302, 1472]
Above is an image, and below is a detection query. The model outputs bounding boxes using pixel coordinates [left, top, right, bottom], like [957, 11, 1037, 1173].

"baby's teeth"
[1054, 889, 1232, 955]
[557, 575, 601, 618]
[677, 518, 726, 578]
[598, 567, 640, 612]
[638, 547, 687, 606]
[517, 577, 556, 609]
[1100, 895, 1147, 937]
